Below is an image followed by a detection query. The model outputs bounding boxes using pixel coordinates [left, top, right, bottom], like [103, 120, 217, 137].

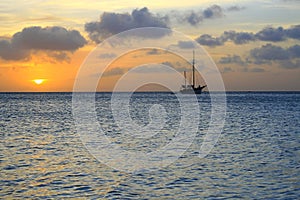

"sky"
[0, 0, 300, 91]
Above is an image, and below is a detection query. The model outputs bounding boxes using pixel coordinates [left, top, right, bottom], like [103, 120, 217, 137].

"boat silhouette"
[180, 51, 206, 94]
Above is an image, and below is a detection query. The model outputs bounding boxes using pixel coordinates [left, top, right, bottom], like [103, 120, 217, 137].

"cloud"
[196, 31, 256, 46]
[227, 5, 246, 12]
[0, 39, 29, 60]
[280, 0, 300, 2]
[249, 67, 265, 72]
[98, 53, 117, 59]
[278, 60, 300, 69]
[250, 44, 289, 61]
[203, 5, 223, 19]
[103, 67, 125, 76]
[161, 61, 176, 68]
[223, 31, 256, 44]
[161, 61, 187, 72]
[255, 27, 285, 42]
[47, 51, 71, 63]
[287, 44, 300, 58]
[0, 26, 87, 61]
[220, 66, 264, 74]
[219, 44, 300, 70]
[197, 25, 300, 46]
[219, 53, 271, 66]
[241, 67, 265, 73]
[12, 26, 86, 51]
[251, 59, 271, 65]
[219, 55, 247, 65]
[172, 5, 224, 26]
[195, 34, 224, 46]
[146, 49, 161, 55]
[249, 44, 300, 69]
[161, 61, 175, 68]
[221, 67, 234, 73]
[85, 4, 229, 42]
[177, 40, 197, 49]
[133, 65, 175, 73]
[184, 11, 203, 26]
[285, 25, 300, 40]
[254, 25, 300, 42]
[85, 7, 169, 43]
[97, 61, 185, 77]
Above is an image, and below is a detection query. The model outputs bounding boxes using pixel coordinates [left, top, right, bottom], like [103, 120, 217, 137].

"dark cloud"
[189, 4, 223, 24]
[177, 40, 197, 49]
[219, 44, 300, 70]
[250, 44, 290, 61]
[13, 26, 86, 51]
[85, 7, 169, 43]
[184, 11, 203, 26]
[197, 25, 300, 47]
[203, 5, 223, 18]
[255, 27, 285, 42]
[218, 44, 300, 71]
[287, 44, 300, 58]
[254, 25, 300, 42]
[285, 25, 300, 39]
[0, 26, 86, 61]
[169, 5, 224, 26]
[197, 31, 256, 47]
[0, 39, 29, 60]
[249, 44, 300, 69]
[223, 31, 256, 44]
[195, 34, 224, 46]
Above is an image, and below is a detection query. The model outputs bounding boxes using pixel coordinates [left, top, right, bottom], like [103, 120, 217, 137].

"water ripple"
[0, 92, 299, 199]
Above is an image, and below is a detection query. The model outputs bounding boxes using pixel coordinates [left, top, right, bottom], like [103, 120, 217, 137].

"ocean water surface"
[0, 92, 299, 199]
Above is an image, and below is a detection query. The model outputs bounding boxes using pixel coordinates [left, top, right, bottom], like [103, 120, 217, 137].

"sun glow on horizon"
[33, 79, 46, 85]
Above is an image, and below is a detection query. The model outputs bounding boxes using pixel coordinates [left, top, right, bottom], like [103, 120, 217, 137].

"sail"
[180, 50, 206, 94]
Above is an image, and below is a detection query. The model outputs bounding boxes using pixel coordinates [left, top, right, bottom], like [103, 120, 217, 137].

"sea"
[0, 92, 299, 199]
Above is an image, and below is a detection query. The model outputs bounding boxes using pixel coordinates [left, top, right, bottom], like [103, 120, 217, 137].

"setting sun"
[33, 79, 46, 85]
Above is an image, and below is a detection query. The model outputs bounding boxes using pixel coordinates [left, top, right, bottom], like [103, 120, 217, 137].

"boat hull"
[180, 88, 203, 94]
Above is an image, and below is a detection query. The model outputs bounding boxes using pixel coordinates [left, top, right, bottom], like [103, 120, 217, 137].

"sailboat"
[180, 51, 206, 94]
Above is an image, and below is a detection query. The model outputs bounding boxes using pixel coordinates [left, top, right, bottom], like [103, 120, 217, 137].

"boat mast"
[192, 50, 195, 88]
[184, 71, 186, 88]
